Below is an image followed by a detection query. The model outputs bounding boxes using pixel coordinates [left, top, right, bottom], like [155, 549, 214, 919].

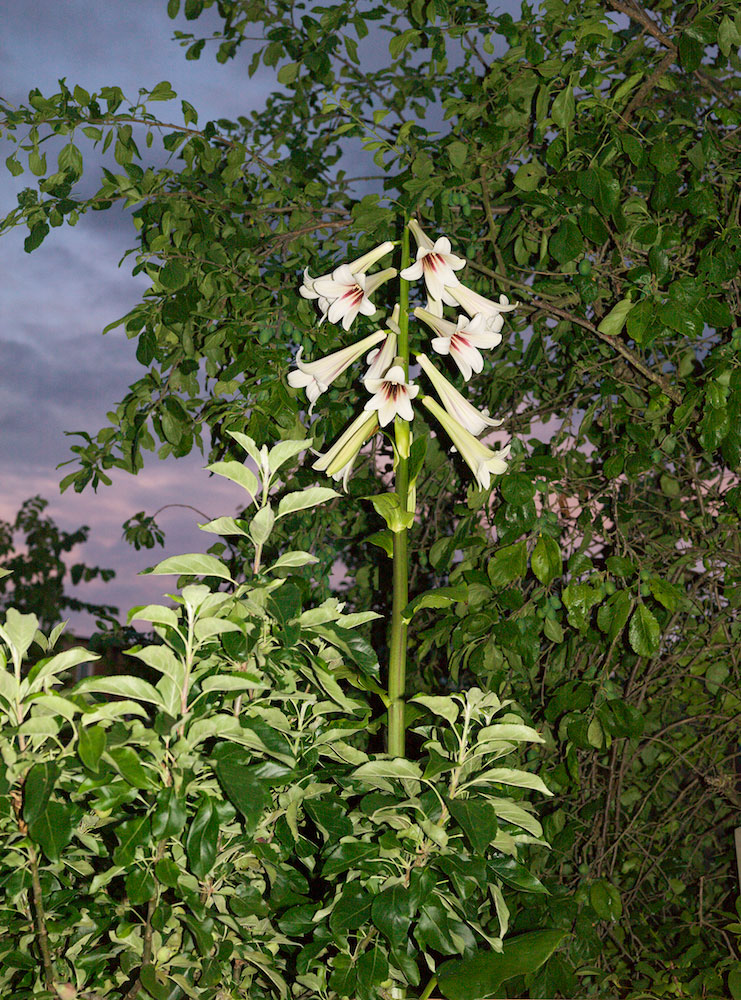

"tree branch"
[29, 846, 55, 992]
[528, 298, 683, 404]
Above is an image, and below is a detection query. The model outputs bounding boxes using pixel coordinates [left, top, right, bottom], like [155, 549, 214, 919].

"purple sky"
[0, 1, 524, 635]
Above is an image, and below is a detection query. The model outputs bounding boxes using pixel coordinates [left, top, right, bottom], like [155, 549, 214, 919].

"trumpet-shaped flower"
[421, 395, 510, 490]
[416, 353, 503, 436]
[300, 240, 395, 300]
[415, 308, 503, 381]
[400, 219, 466, 302]
[287, 330, 386, 408]
[312, 266, 397, 331]
[312, 409, 379, 490]
[445, 283, 517, 334]
[365, 364, 419, 426]
[364, 329, 398, 382]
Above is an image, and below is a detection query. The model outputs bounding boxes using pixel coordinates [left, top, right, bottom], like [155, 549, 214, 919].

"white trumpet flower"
[300, 240, 395, 300]
[364, 330, 398, 382]
[445, 283, 517, 334]
[287, 330, 386, 408]
[400, 219, 466, 302]
[312, 409, 379, 490]
[364, 365, 419, 426]
[416, 353, 503, 436]
[415, 308, 503, 381]
[312, 266, 397, 331]
[421, 395, 510, 490]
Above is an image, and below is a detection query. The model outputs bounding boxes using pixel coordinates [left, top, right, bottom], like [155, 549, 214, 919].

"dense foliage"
[2, 0, 741, 994]
[0, 445, 553, 999]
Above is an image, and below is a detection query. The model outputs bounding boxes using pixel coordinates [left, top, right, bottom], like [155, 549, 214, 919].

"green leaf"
[353, 759, 422, 787]
[598, 299, 635, 336]
[448, 797, 498, 855]
[551, 84, 575, 127]
[550, 218, 584, 264]
[114, 815, 151, 866]
[277, 487, 339, 518]
[151, 787, 188, 838]
[277, 61, 300, 84]
[367, 492, 415, 532]
[448, 141, 468, 170]
[186, 797, 219, 879]
[402, 583, 467, 624]
[212, 743, 271, 832]
[107, 746, 156, 789]
[438, 930, 567, 1000]
[0, 608, 39, 661]
[487, 541, 528, 587]
[149, 80, 178, 101]
[28, 801, 73, 862]
[356, 945, 389, 997]
[372, 884, 416, 948]
[23, 762, 59, 825]
[249, 504, 275, 546]
[578, 167, 619, 215]
[501, 472, 535, 506]
[143, 553, 233, 580]
[127, 604, 179, 628]
[488, 854, 548, 893]
[155, 857, 181, 887]
[206, 460, 259, 496]
[628, 603, 660, 656]
[514, 160, 546, 191]
[729, 965, 741, 1000]
[267, 550, 318, 571]
[330, 885, 374, 933]
[410, 694, 459, 724]
[366, 529, 394, 557]
[531, 536, 561, 585]
[590, 879, 622, 920]
[160, 260, 188, 289]
[126, 868, 156, 905]
[75, 674, 165, 708]
[267, 437, 310, 473]
[78, 725, 106, 773]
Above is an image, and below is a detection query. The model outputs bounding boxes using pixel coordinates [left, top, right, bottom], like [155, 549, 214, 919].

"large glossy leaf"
[448, 797, 498, 856]
[151, 787, 188, 838]
[371, 884, 416, 948]
[23, 762, 59, 825]
[186, 797, 220, 879]
[438, 930, 568, 999]
[212, 744, 271, 833]
[28, 800, 73, 862]
[330, 885, 374, 934]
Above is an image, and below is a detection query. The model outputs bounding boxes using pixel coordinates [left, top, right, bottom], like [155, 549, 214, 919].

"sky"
[0, 0, 524, 635]
[0, 0, 280, 633]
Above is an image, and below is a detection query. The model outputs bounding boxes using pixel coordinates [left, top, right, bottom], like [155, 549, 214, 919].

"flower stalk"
[388, 224, 411, 759]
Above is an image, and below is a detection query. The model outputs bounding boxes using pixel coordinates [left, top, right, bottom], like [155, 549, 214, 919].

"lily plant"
[288, 219, 515, 757]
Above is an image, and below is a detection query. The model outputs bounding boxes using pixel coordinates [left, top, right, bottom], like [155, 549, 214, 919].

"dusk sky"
[0, 1, 526, 634]
[0, 0, 281, 632]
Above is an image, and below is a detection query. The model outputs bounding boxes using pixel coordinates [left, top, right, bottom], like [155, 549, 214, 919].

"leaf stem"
[388, 223, 411, 758]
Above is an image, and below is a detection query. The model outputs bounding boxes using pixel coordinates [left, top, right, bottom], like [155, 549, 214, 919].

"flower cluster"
[289, 221, 514, 491]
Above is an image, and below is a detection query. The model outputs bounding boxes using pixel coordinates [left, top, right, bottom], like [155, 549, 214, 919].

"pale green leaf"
[277, 487, 339, 519]
[143, 553, 233, 580]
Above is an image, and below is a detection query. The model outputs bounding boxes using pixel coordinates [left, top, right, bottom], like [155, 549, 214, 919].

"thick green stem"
[388, 224, 411, 758]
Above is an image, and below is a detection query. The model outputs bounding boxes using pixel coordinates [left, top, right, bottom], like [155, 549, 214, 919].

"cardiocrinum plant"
[289, 219, 514, 758]
[0, 220, 561, 1000]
